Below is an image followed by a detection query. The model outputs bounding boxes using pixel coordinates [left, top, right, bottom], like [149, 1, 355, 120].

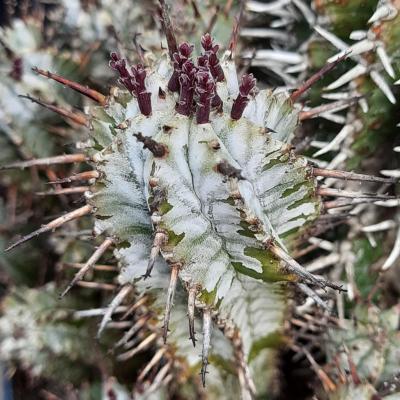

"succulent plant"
[1, 1, 398, 398]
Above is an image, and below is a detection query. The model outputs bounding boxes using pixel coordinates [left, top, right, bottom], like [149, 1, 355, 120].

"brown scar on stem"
[215, 160, 243, 179]
[134, 132, 168, 157]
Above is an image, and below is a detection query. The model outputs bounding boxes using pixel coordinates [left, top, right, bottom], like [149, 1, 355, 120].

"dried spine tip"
[35, 186, 89, 196]
[201, 309, 212, 387]
[159, 0, 178, 60]
[231, 74, 256, 120]
[216, 160, 243, 179]
[5, 204, 92, 251]
[317, 187, 395, 200]
[187, 286, 197, 347]
[267, 242, 343, 291]
[176, 60, 196, 116]
[97, 284, 133, 338]
[47, 170, 99, 184]
[168, 42, 194, 92]
[117, 332, 158, 361]
[144, 231, 167, 278]
[137, 348, 166, 382]
[312, 167, 396, 184]
[59, 238, 114, 298]
[115, 315, 150, 348]
[196, 71, 215, 124]
[19, 95, 89, 126]
[32, 67, 107, 105]
[290, 54, 347, 102]
[1, 154, 87, 170]
[134, 132, 167, 157]
[163, 264, 180, 343]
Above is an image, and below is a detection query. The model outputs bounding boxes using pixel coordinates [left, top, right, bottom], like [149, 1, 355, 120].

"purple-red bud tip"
[201, 34, 219, 54]
[231, 74, 257, 120]
[239, 74, 256, 97]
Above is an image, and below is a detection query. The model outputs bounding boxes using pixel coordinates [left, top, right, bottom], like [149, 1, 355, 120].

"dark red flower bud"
[110, 53, 152, 116]
[109, 52, 135, 93]
[131, 64, 152, 116]
[196, 71, 215, 124]
[168, 42, 194, 92]
[176, 61, 197, 116]
[200, 34, 224, 82]
[201, 34, 219, 54]
[9, 57, 23, 81]
[231, 74, 256, 120]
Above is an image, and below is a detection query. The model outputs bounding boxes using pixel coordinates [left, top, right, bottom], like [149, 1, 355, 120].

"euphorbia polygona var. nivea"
[3, 9, 396, 398]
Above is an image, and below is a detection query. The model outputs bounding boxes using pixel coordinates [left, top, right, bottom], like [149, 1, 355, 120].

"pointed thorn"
[35, 186, 90, 196]
[143, 232, 167, 279]
[32, 67, 107, 105]
[159, 0, 178, 60]
[1, 154, 87, 170]
[19, 95, 89, 126]
[115, 315, 150, 348]
[227, 0, 245, 58]
[299, 97, 361, 120]
[312, 167, 396, 184]
[59, 238, 114, 298]
[47, 170, 99, 184]
[268, 242, 344, 291]
[162, 264, 180, 344]
[97, 284, 133, 339]
[291, 53, 347, 102]
[117, 332, 157, 361]
[188, 286, 197, 347]
[317, 187, 395, 200]
[6, 204, 92, 252]
[137, 347, 166, 382]
[201, 308, 212, 387]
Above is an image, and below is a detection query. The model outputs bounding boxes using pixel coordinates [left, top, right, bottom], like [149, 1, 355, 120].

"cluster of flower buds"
[110, 35, 257, 124]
